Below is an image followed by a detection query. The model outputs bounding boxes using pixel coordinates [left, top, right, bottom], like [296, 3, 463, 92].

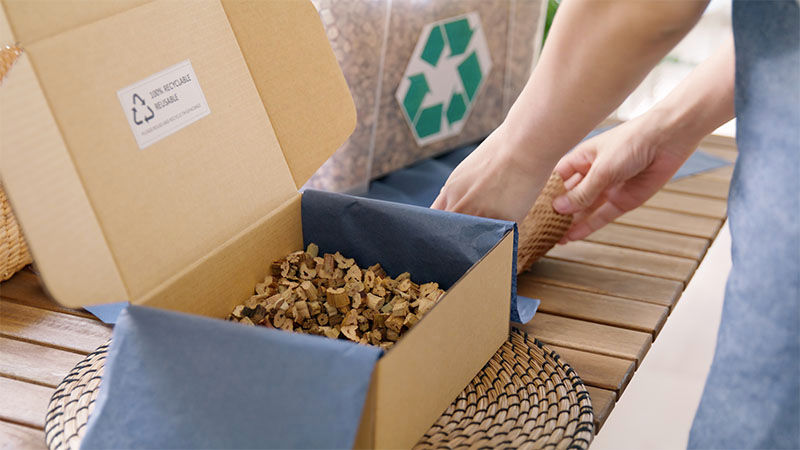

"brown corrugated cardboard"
[1, 0, 354, 307]
[0, 1, 512, 447]
[366, 232, 512, 447]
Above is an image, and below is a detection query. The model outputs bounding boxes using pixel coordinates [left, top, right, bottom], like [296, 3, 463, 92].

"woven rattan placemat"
[44, 329, 593, 449]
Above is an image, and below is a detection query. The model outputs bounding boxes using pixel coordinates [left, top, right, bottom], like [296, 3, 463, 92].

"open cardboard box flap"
[0, 0, 356, 308]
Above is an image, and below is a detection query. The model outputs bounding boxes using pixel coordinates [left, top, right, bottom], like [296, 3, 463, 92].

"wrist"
[638, 103, 705, 156]
[495, 114, 567, 175]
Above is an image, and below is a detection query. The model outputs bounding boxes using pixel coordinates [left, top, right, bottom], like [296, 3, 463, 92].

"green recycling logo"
[396, 12, 492, 146]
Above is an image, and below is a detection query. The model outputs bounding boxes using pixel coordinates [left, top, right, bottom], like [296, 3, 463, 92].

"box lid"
[0, 0, 356, 307]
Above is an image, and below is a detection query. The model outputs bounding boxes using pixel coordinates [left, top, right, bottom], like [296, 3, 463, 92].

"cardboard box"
[0, 1, 514, 447]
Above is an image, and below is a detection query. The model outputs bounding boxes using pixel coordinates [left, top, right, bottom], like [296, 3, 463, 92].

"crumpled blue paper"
[360, 139, 730, 208]
[81, 305, 382, 449]
[302, 190, 528, 322]
[82, 191, 522, 448]
[82, 301, 129, 323]
[673, 149, 731, 180]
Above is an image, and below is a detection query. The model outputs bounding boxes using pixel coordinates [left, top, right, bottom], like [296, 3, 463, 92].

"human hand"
[553, 113, 699, 243]
[431, 123, 557, 224]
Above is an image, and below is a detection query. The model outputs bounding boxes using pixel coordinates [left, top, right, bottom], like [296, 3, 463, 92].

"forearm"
[646, 34, 736, 150]
[504, 0, 709, 168]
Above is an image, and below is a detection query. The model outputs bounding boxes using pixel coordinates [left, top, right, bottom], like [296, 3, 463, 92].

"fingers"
[553, 141, 607, 215]
[554, 143, 595, 182]
[553, 162, 613, 215]
[560, 200, 626, 243]
[430, 193, 445, 210]
[563, 172, 583, 190]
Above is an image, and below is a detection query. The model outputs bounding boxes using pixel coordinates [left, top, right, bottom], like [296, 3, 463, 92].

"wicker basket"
[0, 45, 32, 282]
[45, 329, 594, 449]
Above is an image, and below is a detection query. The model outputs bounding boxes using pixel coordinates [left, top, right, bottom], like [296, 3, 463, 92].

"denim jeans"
[688, 1, 800, 448]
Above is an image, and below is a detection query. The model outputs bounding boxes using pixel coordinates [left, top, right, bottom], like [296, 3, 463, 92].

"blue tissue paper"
[302, 190, 529, 322]
[81, 305, 382, 449]
[361, 139, 730, 209]
[84, 301, 129, 324]
[673, 149, 731, 180]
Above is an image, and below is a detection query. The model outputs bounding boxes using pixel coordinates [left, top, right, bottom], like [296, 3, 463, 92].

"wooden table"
[0, 135, 737, 448]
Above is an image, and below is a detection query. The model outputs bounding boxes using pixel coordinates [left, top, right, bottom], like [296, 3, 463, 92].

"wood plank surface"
[702, 165, 734, 181]
[0, 300, 111, 354]
[0, 377, 53, 429]
[583, 223, 709, 260]
[546, 240, 698, 283]
[0, 270, 94, 319]
[525, 258, 683, 309]
[0, 337, 84, 387]
[616, 207, 722, 238]
[547, 344, 635, 395]
[0, 421, 45, 450]
[586, 386, 617, 430]
[519, 281, 668, 336]
[696, 145, 738, 163]
[700, 133, 737, 149]
[664, 175, 731, 200]
[644, 190, 727, 219]
[516, 314, 651, 366]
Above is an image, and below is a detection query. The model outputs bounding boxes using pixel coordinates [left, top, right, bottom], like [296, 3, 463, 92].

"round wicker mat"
[44, 341, 108, 450]
[45, 329, 593, 449]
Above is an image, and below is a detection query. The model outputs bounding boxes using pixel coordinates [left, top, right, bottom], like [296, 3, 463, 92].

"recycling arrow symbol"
[396, 13, 492, 145]
[132, 93, 155, 126]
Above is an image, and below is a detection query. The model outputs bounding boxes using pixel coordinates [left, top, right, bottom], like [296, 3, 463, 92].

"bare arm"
[432, 0, 710, 223]
[508, 0, 710, 165]
[554, 34, 735, 241]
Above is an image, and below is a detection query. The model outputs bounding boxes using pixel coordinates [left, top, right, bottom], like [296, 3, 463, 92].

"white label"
[117, 60, 210, 149]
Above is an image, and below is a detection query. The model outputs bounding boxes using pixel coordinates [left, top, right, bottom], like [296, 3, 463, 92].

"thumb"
[430, 193, 445, 210]
[553, 164, 612, 215]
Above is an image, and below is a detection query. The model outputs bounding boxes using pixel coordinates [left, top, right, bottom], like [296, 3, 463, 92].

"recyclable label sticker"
[396, 13, 492, 146]
[117, 60, 210, 149]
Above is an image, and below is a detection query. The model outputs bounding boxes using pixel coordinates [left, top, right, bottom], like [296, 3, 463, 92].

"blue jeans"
[688, 1, 800, 448]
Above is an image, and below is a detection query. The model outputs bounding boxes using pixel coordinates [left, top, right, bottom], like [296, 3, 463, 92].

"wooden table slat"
[0, 420, 45, 450]
[519, 281, 668, 337]
[0, 270, 94, 320]
[516, 313, 651, 366]
[644, 190, 728, 219]
[547, 344, 635, 395]
[702, 165, 735, 181]
[0, 300, 112, 355]
[546, 240, 698, 283]
[586, 386, 617, 430]
[0, 377, 53, 429]
[0, 336, 85, 387]
[616, 207, 722, 239]
[663, 175, 731, 200]
[525, 258, 683, 308]
[583, 223, 710, 260]
[696, 145, 738, 163]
